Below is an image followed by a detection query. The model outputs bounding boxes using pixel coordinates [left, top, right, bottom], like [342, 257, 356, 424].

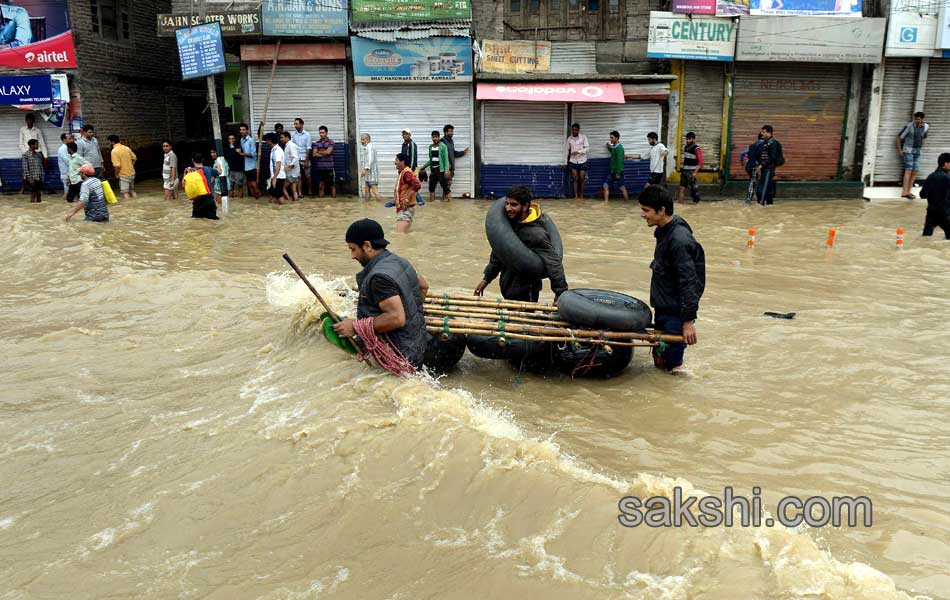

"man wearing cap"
[333, 219, 429, 370]
[65, 165, 109, 223]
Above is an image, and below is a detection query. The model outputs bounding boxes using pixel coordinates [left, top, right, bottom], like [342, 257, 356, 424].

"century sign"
[647, 11, 736, 61]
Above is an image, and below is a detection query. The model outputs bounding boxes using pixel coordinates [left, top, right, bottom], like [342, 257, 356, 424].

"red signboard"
[0, 1, 77, 70]
[476, 82, 626, 104]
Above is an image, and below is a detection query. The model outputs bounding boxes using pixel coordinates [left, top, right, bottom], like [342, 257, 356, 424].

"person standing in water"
[628, 132, 668, 189]
[393, 152, 421, 234]
[360, 133, 382, 202]
[638, 185, 705, 373]
[920, 152, 950, 239]
[474, 185, 568, 302]
[333, 219, 429, 371]
[677, 131, 702, 204]
[564, 123, 589, 200]
[65, 165, 109, 222]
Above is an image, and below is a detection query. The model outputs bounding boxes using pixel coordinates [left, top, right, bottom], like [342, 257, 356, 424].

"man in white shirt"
[56, 132, 73, 200]
[266, 133, 287, 205]
[19, 113, 47, 194]
[628, 132, 669, 188]
[279, 131, 300, 202]
[290, 118, 311, 198]
[564, 123, 589, 199]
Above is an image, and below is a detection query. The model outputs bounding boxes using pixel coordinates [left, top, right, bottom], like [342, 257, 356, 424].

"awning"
[622, 83, 671, 101]
[240, 43, 346, 64]
[476, 82, 625, 104]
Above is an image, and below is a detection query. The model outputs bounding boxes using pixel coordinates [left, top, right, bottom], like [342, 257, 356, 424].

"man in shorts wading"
[108, 134, 136, 200]
[291, 118, 312, 198]
[565, 123, 589, 200]
[237, 123, 260, 198]
[162, 140, 178, 200]
[628, 132, 668, 189]
[394, 152, 422, 233]
[898, 111, 929, 200]
[420, 130, 451, 202]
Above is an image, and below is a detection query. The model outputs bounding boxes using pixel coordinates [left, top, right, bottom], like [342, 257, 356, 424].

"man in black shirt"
[224, 133, 245, 198]
[333, 219, 429, 369]
[920, 152, 950, 239]
[755, 125, 782, 205]
[639, 185, 705, 372]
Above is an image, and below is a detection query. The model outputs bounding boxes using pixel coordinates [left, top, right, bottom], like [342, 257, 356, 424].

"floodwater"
[1, 184, 947, 600]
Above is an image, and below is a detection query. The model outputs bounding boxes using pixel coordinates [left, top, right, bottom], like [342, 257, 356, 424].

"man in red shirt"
[393, 152, 421, 233]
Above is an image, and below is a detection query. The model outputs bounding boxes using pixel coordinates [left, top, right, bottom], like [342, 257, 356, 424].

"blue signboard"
[176, 23, 226, 80]
[351, 37, 473, 82]
[750, 0, 862, 17]
[262, 0, 348, 37]
[0, 75, 52, 105]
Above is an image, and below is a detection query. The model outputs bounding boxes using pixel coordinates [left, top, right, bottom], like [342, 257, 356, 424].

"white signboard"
[647, 11, 737, 61]
[736, 16, 885, 62]
[938, 4, 950, 49]
[885, 13, 938, 56]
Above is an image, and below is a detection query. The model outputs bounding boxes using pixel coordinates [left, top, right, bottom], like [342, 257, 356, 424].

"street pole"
[198, 0, 223, 155]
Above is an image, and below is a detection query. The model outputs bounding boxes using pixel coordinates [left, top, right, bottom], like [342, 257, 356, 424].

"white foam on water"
[0, 516, 15, 530]
[79, 501, 157, 558]
[260, 566, 350, 600]
[265, 271, 357, 315]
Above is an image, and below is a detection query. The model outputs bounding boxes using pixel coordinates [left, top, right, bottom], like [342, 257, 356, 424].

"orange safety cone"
[826, 228, 837, 248]
[896, 228, 904, 248]
[747, 228, 756, 248]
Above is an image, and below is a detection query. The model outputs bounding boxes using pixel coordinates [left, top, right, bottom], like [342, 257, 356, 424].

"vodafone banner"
[476, 82, 625, 104]
[0, 1, 77, 70]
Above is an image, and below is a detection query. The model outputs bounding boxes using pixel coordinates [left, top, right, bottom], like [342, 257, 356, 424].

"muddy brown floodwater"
[1, 185, 948, 599]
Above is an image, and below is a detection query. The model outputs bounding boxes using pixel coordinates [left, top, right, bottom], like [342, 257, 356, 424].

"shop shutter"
[482, 101, 567, 164]
[921, 59, 950, 178]
[248, 64, 347, 139]
[0, 107, 67, 189]
[480, 101, 568, 197]
[571, 101, 661, 159]
[874, 58, 919, 184]
[550, 42, 597, 74]
[682, 61, 725, 170]
[355, 83, 473, 196]
[729, 63, 849, 181]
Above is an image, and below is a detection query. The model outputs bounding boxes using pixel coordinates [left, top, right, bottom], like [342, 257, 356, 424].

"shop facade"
[477, 80, 668, 198]
[351, 36, 475, 197]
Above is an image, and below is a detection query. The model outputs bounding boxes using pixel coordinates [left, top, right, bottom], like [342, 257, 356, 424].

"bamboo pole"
[425, 294, 559, 313]
[255, 41, 281, 186]
[425, 317, 684, 344]
[425, 327, 656, 348]
[424, 306, 572, 327]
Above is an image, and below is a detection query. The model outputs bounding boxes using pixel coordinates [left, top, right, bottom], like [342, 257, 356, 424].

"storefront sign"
[262, 0, 348, 37]
[717, 0, 749, 16]
[750, 0, 862, 17]
[938, 4, 950, 49]
[480, 40, 551, 73]
[0, 75, 52, 104]
[475, 82, 625, 104]
[737, 16, 885, 62]
[673, 0, 717, 15]
[176, 23, 227, 80]
[352, 0, 472, 23]
[647, 11, 736, 61]
[47, 73, 68, 127]
[351, 37, 473, 82]
[885, 12, 938, 56]
[0, 0, 76, 69]
[157, 11, 262, 37]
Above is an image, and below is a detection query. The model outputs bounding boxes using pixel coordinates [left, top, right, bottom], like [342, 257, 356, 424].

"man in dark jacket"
[474, 185, 569, 302]
[333, 219, 429, 369]
[755, 125, 782, 206]
[920, 152, 950, 239]
[638, 185, 705, 372]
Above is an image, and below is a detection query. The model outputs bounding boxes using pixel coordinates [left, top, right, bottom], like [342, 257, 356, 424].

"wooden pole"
[425, 296, 559, 313]
[423, 306, 572, 327]
[425, 327, 656, 348]
[425, 317, 684, 344]
[255, 41, 281, 186]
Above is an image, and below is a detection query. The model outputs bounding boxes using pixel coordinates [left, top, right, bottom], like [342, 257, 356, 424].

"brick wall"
[69, 0, 206, 178]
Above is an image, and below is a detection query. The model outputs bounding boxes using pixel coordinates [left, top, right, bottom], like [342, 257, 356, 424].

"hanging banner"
[479, 40, 551, 73]
[673, 0, 717, 15]
[717, 0, 749, 16]
[157, 11, 262, 37]
[737, 16, 884, 62]
[46, 73, 68, 126]
[647, 11, 737, 61]
[351, 37, 473, 82]
[352, 0, 472, 23]
[0, 74, 52, 104]
[750, 0, 862, 17]
[475, 82, 626, 104]
[261, 0, 348, 37]
[176, 23, 227, 80]
[0, 0, 76, 69]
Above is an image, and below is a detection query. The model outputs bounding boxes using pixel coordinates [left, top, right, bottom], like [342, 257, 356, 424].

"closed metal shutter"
[480, 101, 568, 197]
[682, 61, 725, 170]
[355, 83, 473, 196]
[571, 102, 662, 159]
[0, 107, 66, 189]
[729, 62, 849, 181]
[874, 58, 919, 183]
[248, 64, 347, 139]
[550, 42, 597, 74]
[922, 59, 950, 177]
[482, 102, 567, 164]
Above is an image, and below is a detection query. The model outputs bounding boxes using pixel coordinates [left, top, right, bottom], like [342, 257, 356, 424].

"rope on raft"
[353, 317, 416, 378]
